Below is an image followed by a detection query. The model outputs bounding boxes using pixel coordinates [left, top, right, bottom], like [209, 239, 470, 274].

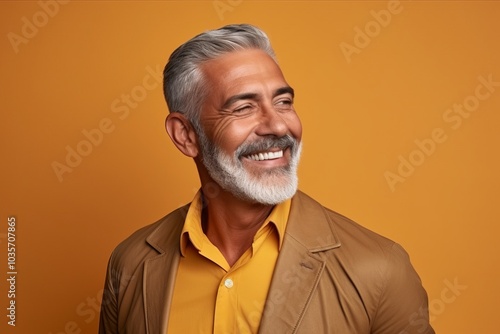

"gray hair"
[163, 24, 276, 128]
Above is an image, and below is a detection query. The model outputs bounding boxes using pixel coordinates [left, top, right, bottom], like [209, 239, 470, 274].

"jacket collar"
[145, 204, 189, 254]
[144, 191, 341, 254]
[286, 190, 341, 251]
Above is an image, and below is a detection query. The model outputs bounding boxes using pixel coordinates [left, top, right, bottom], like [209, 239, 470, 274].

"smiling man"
[99, 24, 434, 334]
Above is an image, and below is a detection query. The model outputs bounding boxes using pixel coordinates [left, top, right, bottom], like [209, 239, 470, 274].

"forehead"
[200, 49, 288, 96]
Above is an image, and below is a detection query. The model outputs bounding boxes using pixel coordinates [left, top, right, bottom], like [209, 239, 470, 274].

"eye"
[233, 104, 255, 113]
[275, 98, 294, 110]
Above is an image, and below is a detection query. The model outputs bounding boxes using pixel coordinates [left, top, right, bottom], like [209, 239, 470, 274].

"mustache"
[235, 135, 298, 157]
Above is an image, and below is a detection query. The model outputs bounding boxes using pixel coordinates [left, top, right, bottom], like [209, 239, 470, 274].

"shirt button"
[224, 278, 234, 289]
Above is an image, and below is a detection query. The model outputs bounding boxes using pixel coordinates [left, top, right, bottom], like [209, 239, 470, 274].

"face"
[195, 49, 303, 205]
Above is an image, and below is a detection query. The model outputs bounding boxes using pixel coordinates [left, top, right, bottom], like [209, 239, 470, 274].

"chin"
[235, 174, 299, 205]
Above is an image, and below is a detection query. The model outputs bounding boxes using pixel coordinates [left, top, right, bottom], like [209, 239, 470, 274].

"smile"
[246, 150, 284, 161]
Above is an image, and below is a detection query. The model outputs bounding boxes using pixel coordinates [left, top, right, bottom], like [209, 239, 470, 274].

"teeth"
[248, 150, 283, 161]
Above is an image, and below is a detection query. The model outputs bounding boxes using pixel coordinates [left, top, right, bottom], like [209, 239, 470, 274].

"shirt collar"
[180, 190, 291, 256]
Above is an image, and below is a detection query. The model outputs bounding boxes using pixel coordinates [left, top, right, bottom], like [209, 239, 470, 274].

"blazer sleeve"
[98, 251, 119, 334]
[370, 243, 435, 334]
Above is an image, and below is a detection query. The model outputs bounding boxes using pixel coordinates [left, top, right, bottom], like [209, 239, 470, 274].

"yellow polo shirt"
[167, 191, 291, 334]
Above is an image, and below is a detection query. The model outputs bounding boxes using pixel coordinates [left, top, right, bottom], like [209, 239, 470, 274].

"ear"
[165, 112, 199, 158]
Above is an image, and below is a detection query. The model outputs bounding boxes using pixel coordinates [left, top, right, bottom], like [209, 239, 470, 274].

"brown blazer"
[99, 191, 434, 334]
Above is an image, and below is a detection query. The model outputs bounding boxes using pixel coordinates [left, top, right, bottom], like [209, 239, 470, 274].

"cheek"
[212, 118, 254, 151]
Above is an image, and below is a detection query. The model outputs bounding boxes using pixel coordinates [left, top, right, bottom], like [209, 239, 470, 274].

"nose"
[255, 104, 288, 138]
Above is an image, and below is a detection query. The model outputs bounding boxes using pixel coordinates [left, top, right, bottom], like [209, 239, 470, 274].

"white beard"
[197, 129, 302, 205]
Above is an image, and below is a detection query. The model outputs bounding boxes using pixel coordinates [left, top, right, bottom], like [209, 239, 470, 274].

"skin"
[166, 49, 302, 266]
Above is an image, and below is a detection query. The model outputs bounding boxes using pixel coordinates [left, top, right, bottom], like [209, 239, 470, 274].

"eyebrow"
[274, 86, 295, 99]
[221, 86, 295, 110]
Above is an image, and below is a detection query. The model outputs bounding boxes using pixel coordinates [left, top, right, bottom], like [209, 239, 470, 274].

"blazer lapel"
[259, 237, 327, 334]
[143, 206, 187, 334]
[259, 191, 341, 334]
[143, 252, 180, 334]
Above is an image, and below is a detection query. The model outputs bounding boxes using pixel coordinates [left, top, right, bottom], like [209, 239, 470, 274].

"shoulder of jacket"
[328, 208, 394, 247]
[317, 199, 413, 284]
[295, 190, 397, 256]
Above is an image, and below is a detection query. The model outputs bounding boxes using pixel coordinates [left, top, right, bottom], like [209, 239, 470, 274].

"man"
[99, 24, 434, 334]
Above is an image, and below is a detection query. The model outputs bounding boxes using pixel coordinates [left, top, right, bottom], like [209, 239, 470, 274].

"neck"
[201, 187, 274, 267]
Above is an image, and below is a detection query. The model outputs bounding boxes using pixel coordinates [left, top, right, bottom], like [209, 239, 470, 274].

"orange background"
[1, 1, 499, 333]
